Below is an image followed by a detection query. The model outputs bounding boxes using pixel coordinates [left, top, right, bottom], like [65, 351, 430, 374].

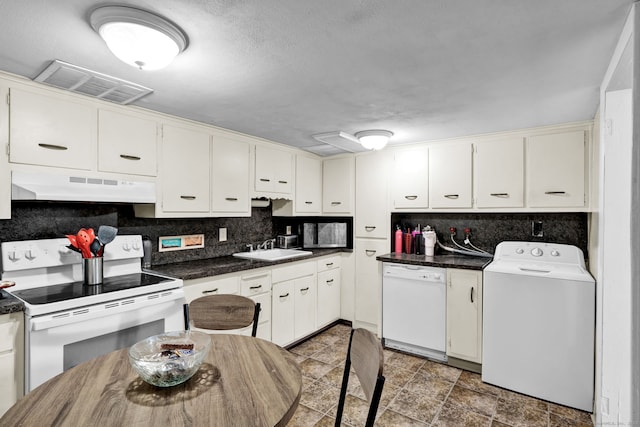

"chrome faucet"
[258, 238, 276, 250]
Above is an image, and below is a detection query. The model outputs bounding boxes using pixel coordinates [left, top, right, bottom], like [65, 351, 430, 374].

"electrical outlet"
[219, 228, 227, 242]
[532, 221, 543, 237]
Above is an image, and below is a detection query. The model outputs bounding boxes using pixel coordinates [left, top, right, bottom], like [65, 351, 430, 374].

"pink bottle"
[394, 227, 403, 253]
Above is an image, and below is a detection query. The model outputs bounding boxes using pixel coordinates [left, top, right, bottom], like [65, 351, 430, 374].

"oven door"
[25, 288, 185, 393]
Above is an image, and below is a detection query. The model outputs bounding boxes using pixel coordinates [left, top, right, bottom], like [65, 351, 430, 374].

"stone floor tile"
[432, 401, 492, 427]
[446, 385, 498, 417]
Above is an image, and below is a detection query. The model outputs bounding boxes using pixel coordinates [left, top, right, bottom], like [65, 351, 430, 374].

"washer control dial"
[516, 248, 524, 254]
[531, 247, 543, 257]
[551, 250, 560, 257]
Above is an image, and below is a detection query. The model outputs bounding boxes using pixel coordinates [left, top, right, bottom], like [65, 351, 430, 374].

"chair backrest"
[186, 294, 261, 337]
[335, 328, 385, 427]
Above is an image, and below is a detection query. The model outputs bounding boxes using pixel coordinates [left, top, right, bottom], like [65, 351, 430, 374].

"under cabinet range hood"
[11, 171, 156, 203]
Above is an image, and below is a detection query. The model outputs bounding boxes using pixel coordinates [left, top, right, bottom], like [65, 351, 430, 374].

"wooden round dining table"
[1, 334, 302, 427]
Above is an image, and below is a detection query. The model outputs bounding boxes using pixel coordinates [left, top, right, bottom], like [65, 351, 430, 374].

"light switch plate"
[219, 228, 227, 242]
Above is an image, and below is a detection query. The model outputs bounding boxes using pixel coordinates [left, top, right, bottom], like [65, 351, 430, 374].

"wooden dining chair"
[185, 294, 261, 337]
[335, 328, 386, 427]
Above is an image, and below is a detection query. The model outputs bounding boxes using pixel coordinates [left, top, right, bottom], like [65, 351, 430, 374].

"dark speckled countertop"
[0, 291, 25, 314]
[149, 248, 348, 281]
[376, 252, 492, 271]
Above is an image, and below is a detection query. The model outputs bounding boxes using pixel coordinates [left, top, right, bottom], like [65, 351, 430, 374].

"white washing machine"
[482, 241, 595, 412]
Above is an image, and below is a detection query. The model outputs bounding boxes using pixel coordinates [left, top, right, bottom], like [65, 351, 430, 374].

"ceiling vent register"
[33, 60, 153, 104]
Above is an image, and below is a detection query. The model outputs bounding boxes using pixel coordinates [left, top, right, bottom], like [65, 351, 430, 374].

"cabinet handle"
[180, 195, 196, 200]
[278, 180, 288, 184]
[470, 286, 474, 303]
[120, 154, 141, 161]
[331, 201, 342, 206]
[259, 178, 270, 182]
[490, 193, 509, 198]
[38, 143, 68, 151]
[544, 191, 566, 195]
[326, 279, 334, 284]
[326, 262, 333, 267]
[365, 249, 376, 256]
[249, 285, 263, 290]
[225, 197, 238, 201]
[202, 288, 219, 294]
[300, 287, 309, 293]
[404, 195, 418, 200]
[305, 201, 313, 204]
[444, 194, 459, 199]
[279, 293, 290, 298]
[364, 226, 376, 231]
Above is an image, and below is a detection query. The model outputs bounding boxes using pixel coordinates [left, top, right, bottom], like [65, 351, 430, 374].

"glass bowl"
[128, 330, 211, 387]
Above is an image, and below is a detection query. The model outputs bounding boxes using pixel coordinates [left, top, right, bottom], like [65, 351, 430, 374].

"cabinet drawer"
[272, 261, 315, 283]
[316, 255, 341, 273]
[183, 276, 239, 302]
[240, 270, 272, 296]
[249, 291, 272, 325]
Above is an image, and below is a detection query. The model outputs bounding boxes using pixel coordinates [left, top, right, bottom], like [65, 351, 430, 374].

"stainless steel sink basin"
[232, 248, 313, 262]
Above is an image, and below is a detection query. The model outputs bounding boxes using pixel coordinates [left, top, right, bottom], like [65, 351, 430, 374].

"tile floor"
[287, 324, 594, 427]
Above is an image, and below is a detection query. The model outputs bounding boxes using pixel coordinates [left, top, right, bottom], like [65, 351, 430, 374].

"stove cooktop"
[11, 273, 174, 305]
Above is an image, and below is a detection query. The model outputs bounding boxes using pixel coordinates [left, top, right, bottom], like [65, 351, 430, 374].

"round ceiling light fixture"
[355, 130, 394, 150]
[90, 6, 188, 70]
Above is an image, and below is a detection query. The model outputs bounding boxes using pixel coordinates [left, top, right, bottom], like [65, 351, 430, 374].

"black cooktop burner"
[12, 273, 174, 305]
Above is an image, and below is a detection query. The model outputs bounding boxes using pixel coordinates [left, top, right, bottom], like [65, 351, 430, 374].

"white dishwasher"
[382, 263, 447, 361]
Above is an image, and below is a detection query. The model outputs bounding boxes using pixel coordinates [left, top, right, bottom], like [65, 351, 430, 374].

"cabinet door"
[317, 268, 341, 327]
[526, 131, 585, 207]
[429, 143, 472, 208]
[392, 147, 429, 209]
[9, 87, 96, 170]
[161, 124, 210, 212]
[295, 155, 322, 213]
[98, 109, 157, 176]
[271, 281, 295, 346]
[354, 238, 388, 329]
[255, 146, 293, 194]
[474, 138, 524, 208]
[356, 153, 389, 238]
[212, 136, 250, 215]
[294, 275, 316, 339]
[0, 312, 23, 416]
[446, 269, 482, 363]
[322, 157, 354, 214]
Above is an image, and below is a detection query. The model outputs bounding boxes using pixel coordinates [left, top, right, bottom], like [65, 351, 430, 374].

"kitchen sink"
[232, 248, 313, 262]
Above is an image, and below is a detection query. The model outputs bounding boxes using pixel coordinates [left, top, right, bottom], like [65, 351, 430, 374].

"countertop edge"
[376, 253, 492, 271]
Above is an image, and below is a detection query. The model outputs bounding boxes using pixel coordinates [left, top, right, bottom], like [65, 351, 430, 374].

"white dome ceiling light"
[355, 130, 394, 150]
[90, 6, 188, 71]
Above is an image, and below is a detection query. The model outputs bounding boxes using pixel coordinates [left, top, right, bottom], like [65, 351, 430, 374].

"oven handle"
[30, 289, 185, 331]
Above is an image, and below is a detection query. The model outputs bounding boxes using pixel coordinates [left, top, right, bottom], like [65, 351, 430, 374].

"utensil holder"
[83, 257, 103, 285]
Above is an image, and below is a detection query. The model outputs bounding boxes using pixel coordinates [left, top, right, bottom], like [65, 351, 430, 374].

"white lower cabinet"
[239, 270, 272, 341]
[271, 261, 317, 346]
[354, 238, 388, 332]
[316, 255, 341, 328]
[0, 312, 24, 417]
[446, 269, 483, 363]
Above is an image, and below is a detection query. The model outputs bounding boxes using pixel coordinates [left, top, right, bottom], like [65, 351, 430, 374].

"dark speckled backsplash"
[391, 212, 589, 258]
[1, 201, 276, 266]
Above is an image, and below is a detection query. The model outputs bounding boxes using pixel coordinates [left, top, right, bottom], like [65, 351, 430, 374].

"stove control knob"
[516, 248, 524, 254]
[551, 250, 560, 257]
[123, 242, 131, 251]
[8, 250, 21, 261]
[24, 249, 37, 260]
[531, 247, 543, 257]
[132, 241, 141, 251]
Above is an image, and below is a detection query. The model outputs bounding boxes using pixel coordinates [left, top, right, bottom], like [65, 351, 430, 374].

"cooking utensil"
[67, 244, 81, 253]
[96, 226, 118, 256]
[76, 228, 93, 258]
[66, 234, 79, 249]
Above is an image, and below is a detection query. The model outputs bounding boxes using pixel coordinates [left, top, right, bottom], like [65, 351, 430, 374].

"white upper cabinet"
[254, 146, 293, 195]
[429, 142, 472, 208]
[98, 109, 158, 176]
[9, 87, 96, 170]
[355, 152, 389, 239]
[211, 135, 250, 215]
[295, 155, 322, 214]
[322, 156, 354, 214]
[474, 138, 524, 208]
[526, 130, 585, 208]
[160, 124, 210, 213]
[391, 147, 429, 209]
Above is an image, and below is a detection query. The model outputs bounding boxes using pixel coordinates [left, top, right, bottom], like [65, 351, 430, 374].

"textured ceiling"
[0, 0, 633, 154]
